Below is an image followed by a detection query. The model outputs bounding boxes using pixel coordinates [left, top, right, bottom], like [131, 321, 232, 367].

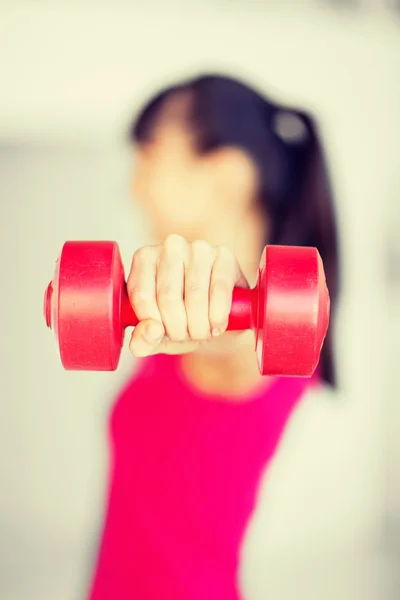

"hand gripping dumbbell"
[43, 241, 330, 377]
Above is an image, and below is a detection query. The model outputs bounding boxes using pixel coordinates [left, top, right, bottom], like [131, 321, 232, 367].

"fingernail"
[212, 328, 221, 337]
[144, 322, 164, 343]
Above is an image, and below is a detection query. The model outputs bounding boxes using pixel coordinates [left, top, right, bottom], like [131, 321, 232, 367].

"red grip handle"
[120, 286, 256, 331]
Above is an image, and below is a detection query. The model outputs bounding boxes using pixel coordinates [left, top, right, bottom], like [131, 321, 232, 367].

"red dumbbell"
[43, 241, 330, 376]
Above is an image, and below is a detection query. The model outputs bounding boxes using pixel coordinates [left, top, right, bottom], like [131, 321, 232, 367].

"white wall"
[0, 3, 399, 599]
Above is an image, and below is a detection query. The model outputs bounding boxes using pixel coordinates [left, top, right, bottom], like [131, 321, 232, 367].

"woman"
[88, 74, 339, 600]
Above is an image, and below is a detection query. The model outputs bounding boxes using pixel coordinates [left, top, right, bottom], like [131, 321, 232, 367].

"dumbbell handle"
[119, 285, 256, 332]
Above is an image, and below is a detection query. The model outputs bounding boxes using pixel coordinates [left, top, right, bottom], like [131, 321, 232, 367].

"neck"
[181, 334, 271, 399]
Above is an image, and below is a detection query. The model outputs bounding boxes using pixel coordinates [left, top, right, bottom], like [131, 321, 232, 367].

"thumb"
[129, 319, 165, 358]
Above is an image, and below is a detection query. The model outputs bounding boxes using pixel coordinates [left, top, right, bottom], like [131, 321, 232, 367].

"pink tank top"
[88, 354, 317, 600]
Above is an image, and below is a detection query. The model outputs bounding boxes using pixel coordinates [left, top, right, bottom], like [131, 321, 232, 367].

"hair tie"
[272, 110, 309, 145]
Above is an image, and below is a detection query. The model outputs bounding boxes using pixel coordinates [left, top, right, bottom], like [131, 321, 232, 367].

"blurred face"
[131, 120, 221, 243]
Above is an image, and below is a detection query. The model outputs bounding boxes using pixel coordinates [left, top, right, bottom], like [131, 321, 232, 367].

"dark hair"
[130, 74, 340, 388]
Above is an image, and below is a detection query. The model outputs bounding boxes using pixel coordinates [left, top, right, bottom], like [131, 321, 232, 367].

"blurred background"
[0, 1, 399, 599]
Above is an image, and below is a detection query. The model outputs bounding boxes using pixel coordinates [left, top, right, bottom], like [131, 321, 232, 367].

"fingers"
[127, 234, 190, 352]
[184, 240, 215, 341]
[127, 245, 165, 359]
[156, 235, 189, 342]
[127, 245, 161, 322]
[129, 319, 165, 357]
[209, 245, 247, 336]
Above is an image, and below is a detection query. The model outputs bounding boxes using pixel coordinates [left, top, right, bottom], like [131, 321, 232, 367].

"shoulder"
[239, 384, 375, 599]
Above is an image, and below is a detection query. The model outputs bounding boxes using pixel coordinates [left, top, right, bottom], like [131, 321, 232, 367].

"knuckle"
[185, 282, 205, 300]
[215, 245, 236, 273]
[211, 278, 231, 297]
[157, 283, 176, 304]
[215, 244, 232, 261]
[164, 233, 186, 251]
[132, 245, 154, 265]
[191, 239, 213, 256]
[129, 287, 150, 308]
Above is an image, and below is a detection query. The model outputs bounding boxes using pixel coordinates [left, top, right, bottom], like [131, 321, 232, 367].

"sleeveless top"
[88, 353, 318, 600]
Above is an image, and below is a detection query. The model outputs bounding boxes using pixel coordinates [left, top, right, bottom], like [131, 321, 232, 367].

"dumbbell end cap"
[314, 253, 330, 368]
[257, 246, 330, 377]
[44, 241, 126, 371]
[44, 282, 53, 329]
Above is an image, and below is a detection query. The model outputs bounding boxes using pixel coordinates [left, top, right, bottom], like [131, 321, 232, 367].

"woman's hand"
[127, 234, 249, 357]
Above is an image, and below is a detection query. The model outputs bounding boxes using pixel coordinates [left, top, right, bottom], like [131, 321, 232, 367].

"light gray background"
[0, 2, 399, 599]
